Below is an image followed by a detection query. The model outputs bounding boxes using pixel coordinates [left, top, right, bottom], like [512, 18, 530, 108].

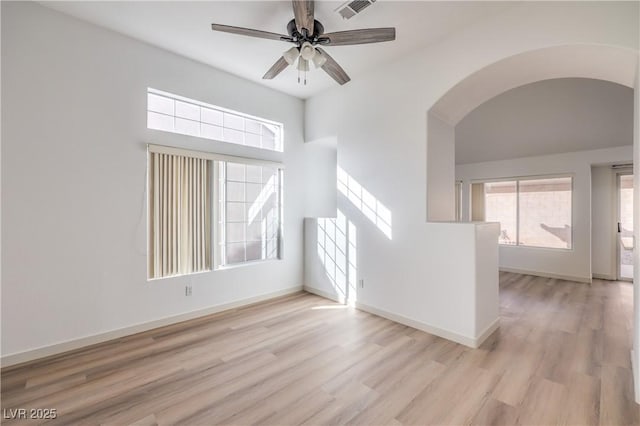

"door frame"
[616, 170, 634, 281]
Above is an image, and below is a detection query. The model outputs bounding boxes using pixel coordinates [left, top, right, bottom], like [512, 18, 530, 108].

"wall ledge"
[1, 286, 303, 369]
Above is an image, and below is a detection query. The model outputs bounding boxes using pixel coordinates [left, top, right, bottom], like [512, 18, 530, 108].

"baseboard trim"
[1, 286, 303, 369]
[355, 301, 495, 349]
[592, 273, 617, 281]
[475, 318, 500, 347]
[632, 350, 639, 404]
[303, 286, 346, 304]
[500, 267, 591, 284]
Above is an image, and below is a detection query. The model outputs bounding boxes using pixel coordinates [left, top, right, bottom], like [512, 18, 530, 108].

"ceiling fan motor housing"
[286, 19, 325, 44]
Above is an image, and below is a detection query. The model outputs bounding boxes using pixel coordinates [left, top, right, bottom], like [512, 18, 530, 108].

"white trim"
[632, 350, 639, 404]
[516, 180, 520, 245]
[354, 301, 495, 348]
[470, 172, 576, 184]
[147, 144, 284, 168]
[500, 267, 591, 284]
[616, 171, 634, 281]
[216, 258, 281, 271]
[475, 318, 500, 346]
[303, 286, 346, 304]
[1, 286, 303, 368]
[212, 160, 220, 270]
[592, 273, 617, 281]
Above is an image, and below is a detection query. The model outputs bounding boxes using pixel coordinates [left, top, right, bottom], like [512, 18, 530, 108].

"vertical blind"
[149, 152, 211, 278]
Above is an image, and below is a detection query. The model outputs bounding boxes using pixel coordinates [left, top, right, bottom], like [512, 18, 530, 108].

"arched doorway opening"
[425, 43, 639, 402]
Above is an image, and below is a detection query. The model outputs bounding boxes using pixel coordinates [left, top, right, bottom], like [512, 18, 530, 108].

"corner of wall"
[633, 52, 640, 405]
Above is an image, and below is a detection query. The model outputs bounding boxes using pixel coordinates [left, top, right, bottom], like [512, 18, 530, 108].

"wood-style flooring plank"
[2, 273, 639, 425]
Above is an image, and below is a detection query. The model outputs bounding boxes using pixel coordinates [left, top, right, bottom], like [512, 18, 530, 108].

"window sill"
[215, 257, 282, 271]
[147, 269, 212, 282]
[498, 244, 573, 252]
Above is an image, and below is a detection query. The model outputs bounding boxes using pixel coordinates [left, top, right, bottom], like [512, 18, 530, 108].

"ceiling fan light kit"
[211, 0, 396, 86]
[300, 42, 316, 60]
[283, 46, 300, 65]
[312, 51, 327, 68]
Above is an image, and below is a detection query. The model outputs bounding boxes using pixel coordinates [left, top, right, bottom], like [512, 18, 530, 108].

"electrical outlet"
[185, 285, 192, 296]
[358, 279, 364, 288]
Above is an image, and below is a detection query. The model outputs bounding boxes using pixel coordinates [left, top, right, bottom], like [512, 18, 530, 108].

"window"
[147, 88, 283, 152]
[217, 162, 282, 266]
[483, 176, 572, 249]
[485, 181, 518, 245]
[148, 145, 283, 279]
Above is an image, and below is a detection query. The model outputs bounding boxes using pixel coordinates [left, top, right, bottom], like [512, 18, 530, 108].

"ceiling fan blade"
[292, 0, 315, 35]
[211, 23, 290, 42]
[321, 28, 396, 46]
[315, 48, 350, 85]
[263, 56, 290, 80]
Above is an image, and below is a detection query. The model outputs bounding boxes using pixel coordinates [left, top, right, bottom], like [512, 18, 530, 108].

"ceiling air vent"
[336, 0, 376, 20]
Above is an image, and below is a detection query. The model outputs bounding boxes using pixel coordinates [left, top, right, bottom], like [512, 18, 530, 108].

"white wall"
[304, 217, 500, 346]
[1, 2, 307, 360]
[456, 78, 634, 165]
[303, 139, 337, 218]
[427, 113, 455, 221]
[591, 166, 619, 280]
[456, 147, 633, 282]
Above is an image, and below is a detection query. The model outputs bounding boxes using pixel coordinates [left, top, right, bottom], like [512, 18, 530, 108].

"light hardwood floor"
[2, 272, 639, 425]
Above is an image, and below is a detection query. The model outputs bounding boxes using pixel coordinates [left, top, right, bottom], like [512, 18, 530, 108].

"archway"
[425, 43, 639, 402]
[426, 44, 637, 222]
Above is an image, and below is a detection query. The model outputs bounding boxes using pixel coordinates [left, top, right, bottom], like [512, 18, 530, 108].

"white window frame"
[147, 88, 284, 152]
[477, 173, 574, 251]
[455, 180, 463, 222]
[214, 161, 284, 270]
[147, 144, 284, 278]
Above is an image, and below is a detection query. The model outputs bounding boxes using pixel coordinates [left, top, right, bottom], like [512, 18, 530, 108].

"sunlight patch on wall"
[337, 166, 392, 239]
[317, 210, 358, 304]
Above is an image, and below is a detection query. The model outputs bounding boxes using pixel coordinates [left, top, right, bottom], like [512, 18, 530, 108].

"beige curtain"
[149, 152, 211, 278]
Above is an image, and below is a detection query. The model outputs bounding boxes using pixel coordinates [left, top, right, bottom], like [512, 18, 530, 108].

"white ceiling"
[41, 1, 510, 99]
[455, 78, 634, 164]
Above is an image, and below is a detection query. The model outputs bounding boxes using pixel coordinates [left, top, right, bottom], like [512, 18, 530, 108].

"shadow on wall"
[317, 210, 357, 304]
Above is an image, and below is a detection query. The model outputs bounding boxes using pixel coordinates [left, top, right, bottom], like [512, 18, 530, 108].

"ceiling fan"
[211, 0, 396, 85]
